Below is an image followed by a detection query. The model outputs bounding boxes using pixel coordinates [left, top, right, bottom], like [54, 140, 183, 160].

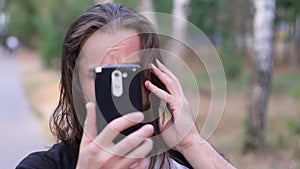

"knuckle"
[107, 120, 120, 132]
[124, 137, 136, 148]
[127, 142, 138, 151]
[165, 95, 173, 103]
[165, 77, 172, 84]
[144, 139, 153, 151]
[89, 143, 99, 156]
[128, 138, 142, 149]
[127, 139, 138, 147]
[173, 76, 180, 83]
[98, 154, 112, 166]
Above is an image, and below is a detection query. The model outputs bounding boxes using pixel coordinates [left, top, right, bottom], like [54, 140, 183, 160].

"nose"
[98, 54, 122, 66]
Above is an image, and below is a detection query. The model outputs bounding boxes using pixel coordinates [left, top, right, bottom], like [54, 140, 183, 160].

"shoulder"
[16, 142, 79, 169]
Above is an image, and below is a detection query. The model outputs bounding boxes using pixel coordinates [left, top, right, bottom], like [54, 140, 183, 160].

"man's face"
[78, 29, 141, 103]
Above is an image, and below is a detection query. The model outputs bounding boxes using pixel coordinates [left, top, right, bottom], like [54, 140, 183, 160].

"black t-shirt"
[16, 142, 79, 169]
[16, 142, 192, 169]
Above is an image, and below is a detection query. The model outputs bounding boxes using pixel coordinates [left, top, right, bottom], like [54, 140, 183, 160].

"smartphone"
[94, 64, 144, 142]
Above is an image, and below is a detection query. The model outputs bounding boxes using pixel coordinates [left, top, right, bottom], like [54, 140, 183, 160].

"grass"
[186, 69, 300, 103]
[272, 72, 300, 100]
[265, 115, 296, 150]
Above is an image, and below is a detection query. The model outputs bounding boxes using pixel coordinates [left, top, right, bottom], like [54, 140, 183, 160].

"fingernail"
[145, 81, 153, 89]
[144, 124, 154, 134]
[150, 63, 156, 68]
[86, 102, 95, 109]
[130, 112, 144, 122]
[156, 59, 161, 65]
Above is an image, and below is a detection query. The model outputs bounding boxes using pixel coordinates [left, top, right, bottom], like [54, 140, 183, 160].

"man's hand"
[76, 102, 153, 169]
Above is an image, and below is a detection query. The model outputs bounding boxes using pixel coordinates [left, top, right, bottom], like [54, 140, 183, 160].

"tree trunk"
[170, 0, 189, 55]
[244, 0, 275, 153]
[139, 0, 157, 27]
[165, 0, 190, 72]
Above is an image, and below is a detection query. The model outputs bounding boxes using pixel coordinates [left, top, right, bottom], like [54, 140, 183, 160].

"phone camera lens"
[114, 72, 120, 77]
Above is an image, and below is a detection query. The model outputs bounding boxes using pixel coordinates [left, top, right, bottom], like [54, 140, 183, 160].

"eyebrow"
[122, 61, 141, 65]
[88, 68, 96, 74]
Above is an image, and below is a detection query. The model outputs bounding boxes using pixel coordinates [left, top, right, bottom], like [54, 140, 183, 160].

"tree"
[170, 0, 190, 52]
[6, 0, 93, 67]
[6, 0, 37, 45]
[139, 0, 157, 26]
[244, 0, 276, 152]
[35, 0, 94, 68]
[187, 0, 249, 79]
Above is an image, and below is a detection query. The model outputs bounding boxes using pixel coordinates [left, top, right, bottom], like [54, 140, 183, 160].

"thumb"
[81, 102, 97, 144]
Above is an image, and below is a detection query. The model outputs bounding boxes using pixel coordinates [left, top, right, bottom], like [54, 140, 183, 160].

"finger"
[155, 59, 178, 81]
[81, 102, 97, 144]
[159, 119, 173, 132]
[150, 63, 171, 85]
[94, 112, 144, 146]
[126, 138, 153, 158]
[112, 124, 154, 156]
[150, 63, 178, 94]
[145, 80, 171, 103]
[117, 139, 153, 168]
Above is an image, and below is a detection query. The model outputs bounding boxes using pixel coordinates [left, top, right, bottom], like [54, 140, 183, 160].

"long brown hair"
[50, 3, 170, 168]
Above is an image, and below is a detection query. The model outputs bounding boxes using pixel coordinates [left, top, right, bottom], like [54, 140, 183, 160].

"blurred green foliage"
[225, 71, 300, 95]
[6, 0, 37, 45]
[277, 0, 300, 20]
[152, 0, 248, 79]
[114, 0, 140, 10]
[189, 0, 228, 36]
[152, 0, 236, 41]
[219, 44, 243, 80]
[153, 0, 173, 14]
[288, 87, 300, 99]
[6, 0, 93, 68]
[288, 120, 300, 135]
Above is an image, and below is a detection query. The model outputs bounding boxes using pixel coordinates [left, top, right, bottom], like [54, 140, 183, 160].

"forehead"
[79, 29, 141, 65]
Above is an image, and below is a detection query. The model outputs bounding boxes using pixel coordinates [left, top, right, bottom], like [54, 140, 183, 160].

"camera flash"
[122, 72, 128, 78]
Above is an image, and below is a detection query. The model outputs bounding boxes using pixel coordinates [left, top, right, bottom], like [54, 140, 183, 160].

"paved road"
[0, 52, 50, 169]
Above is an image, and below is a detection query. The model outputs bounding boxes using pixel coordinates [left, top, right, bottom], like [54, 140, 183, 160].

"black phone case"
[95, 64, 144, 142]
